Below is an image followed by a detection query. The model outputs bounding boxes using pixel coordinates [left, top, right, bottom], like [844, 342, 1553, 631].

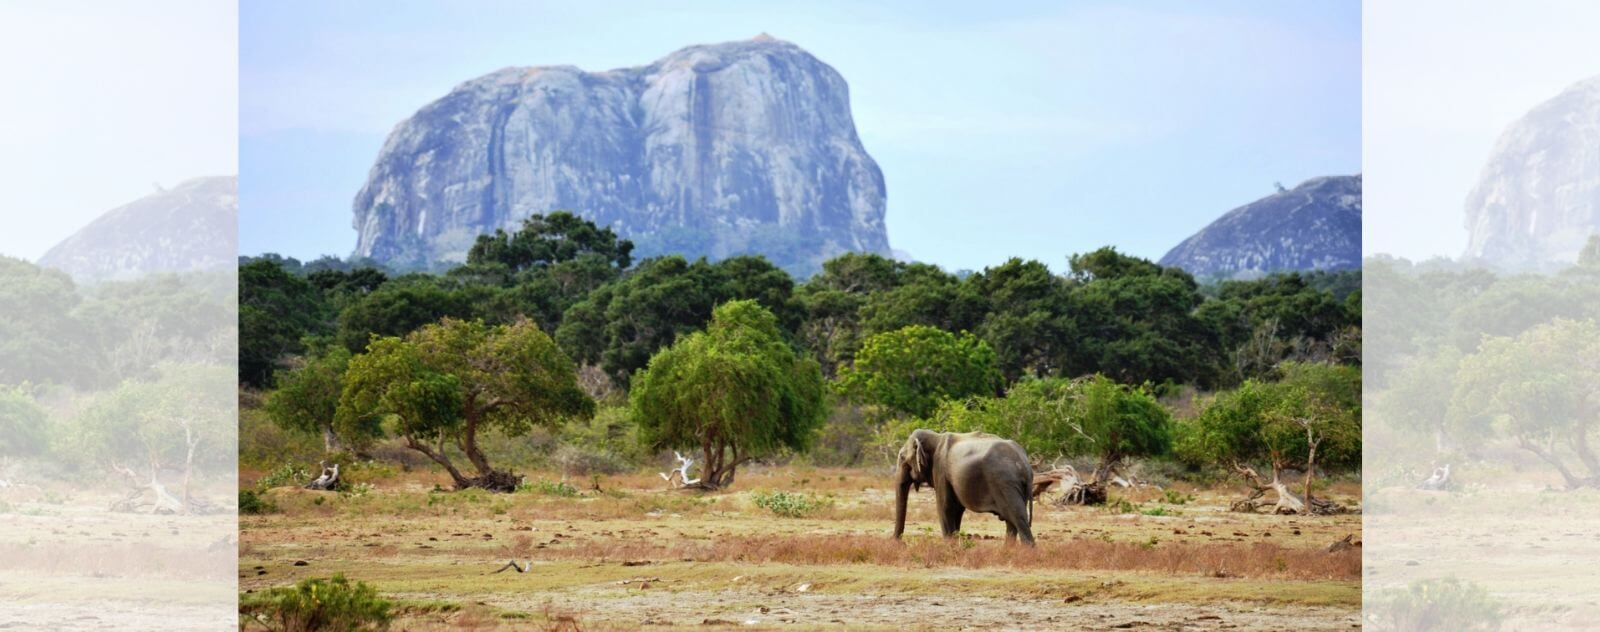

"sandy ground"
[0, 492, 235, 632]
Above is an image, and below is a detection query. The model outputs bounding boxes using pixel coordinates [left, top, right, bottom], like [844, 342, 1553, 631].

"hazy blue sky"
[0, 0, 236, 261]
[241, 0, 1358, 272]
[1365, 0, 1600, 260]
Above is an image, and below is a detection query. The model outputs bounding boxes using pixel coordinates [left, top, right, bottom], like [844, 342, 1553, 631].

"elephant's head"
[893, 429, 939, 539]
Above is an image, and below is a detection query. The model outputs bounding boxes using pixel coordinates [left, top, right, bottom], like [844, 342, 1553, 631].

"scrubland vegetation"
[235, 213, 1364, 629]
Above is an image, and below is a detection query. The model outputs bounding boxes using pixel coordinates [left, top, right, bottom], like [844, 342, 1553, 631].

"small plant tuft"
[519, 479, 579, 497]
[752, 490, 832, 518]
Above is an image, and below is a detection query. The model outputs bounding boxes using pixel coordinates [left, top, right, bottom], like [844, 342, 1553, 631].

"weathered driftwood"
[305, 462, 341, 491]
[109, 463, 216, 515]
[1229, 464, 1343, 515]
[1415, 464, 1451, 491]
[659, 451, 701, 489]
[491, 559, 532, 574]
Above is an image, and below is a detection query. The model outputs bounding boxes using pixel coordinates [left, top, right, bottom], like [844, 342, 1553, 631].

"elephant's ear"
[906, 431, 932, 490]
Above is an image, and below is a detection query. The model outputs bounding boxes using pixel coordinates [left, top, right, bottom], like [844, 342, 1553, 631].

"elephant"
[892, 429, 1035, 545]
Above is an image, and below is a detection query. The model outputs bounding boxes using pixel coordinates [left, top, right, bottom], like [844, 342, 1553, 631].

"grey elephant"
[892, 429, 1035, 545]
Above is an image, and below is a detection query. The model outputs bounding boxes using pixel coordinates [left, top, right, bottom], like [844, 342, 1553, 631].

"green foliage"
[266, 348, 376, 452]
[241, 259, 329, 387]
[1452, 319, 1600, 487]
[467, 211, 633, 272]
[257, 462, 314, 489]
[0, 386, 48, 456]
[554, 406, 646, 475]
[1176, 362, 1361, 474]
[520, 479, 579, 497]
[556, 256, 801, 385]
[631, 300, 826, 488]
[1368, 577, 1504, 632]
[0, 256, 102, 387]
[58, 364, 237, 476]
[334, 275, 475, 354]
[752, 490, 832, 518]
[836, 325, 1001, 419]
[239, 489, 276, 515]
[906, 375, 1170, 469]
[239, 574, 395, 632]
[339, 317, 593, 487]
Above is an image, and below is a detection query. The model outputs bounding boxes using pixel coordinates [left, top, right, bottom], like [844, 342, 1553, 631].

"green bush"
[520, 479, 579, 497]
[239, 574, 394, 631]
[257, 462, 312, 490]
[1160, 489, 1194, 505]
[752, 490, 831, 518]
[239, 489, 276, 515]
[1368, 577, 1503, 631]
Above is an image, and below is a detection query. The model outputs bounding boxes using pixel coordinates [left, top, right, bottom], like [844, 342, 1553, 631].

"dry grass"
[522, 533, 1357, 580]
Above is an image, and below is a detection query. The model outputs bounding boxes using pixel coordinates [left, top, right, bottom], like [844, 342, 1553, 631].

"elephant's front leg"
[937, 490, 965, 538]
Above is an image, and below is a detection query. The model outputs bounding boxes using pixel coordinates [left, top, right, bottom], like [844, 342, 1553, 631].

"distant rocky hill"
[38, 176, 237, 282]
[1463, 76, 1600, 269]
[1159, 175, 1362, 278]
[352, 35, 888, 277]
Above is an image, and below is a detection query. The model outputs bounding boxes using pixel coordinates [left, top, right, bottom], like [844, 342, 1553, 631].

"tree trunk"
[404, 435, 472, 490]
[321, 425, 344, 454]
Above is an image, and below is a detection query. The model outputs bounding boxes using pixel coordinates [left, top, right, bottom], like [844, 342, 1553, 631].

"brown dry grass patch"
[527, 533, 1357, 580]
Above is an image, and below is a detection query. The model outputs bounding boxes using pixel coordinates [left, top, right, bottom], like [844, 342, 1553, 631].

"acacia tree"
[1453, 318, 1600, 489]
[338, 317, 594, 491]
[630, 300, 825, 490]
[1177, 362, 1359, 514]
[836, 325, 1002, 419]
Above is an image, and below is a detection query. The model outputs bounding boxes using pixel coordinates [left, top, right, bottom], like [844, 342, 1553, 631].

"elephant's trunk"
[893, 463, 912, 540]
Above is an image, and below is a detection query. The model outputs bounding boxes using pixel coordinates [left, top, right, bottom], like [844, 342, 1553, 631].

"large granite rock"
[38, 175, 237, 282]
[1464, 76, 1600, 269]
[352, 34, 887, 276]
[1159, 175, 1362, 278]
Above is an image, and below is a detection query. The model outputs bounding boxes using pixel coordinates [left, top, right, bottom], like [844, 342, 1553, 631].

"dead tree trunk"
[1230, 464, 1342, 515]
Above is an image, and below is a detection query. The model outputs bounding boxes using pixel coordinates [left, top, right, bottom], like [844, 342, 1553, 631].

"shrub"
[1160, 489, 1194, 505]
[257, 462, 312, 490]
[752, 490, 831, 518]
[239, 489, 276, 515]
[239, 574, 394, 631]
[520, 479, 579, 497]
[1368, 577, 1504, 631]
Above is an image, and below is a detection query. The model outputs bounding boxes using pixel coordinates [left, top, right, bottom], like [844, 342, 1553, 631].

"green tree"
[61, 364, 237, 508]
[966, 258, 1074, 380]
[334, 275, 473, 353]
[913, 376, 1169, 484]
[264, 347, 376, 454]
[556, 256, 800, 385]
[466, 211, 633, 273]
[629, 300, 825, 489]
[1177, 362, 1360, 512]
[0, 256, 100, 387]
[836, 325, 1002, 419]
[1453, 318, 1600, 489]
[240, 259, 328, 386]
[0, 386, 49, 456]
[337, 317, 593, 491]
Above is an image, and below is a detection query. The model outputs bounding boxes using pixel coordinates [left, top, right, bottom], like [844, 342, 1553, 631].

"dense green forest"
[239, 212, 1362, 502]
[0, 256, 235, 500]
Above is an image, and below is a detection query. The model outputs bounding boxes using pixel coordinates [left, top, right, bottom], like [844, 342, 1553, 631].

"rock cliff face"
[352, 35, 887, 276]
[1464, 76, 1600, 269]
[1159, 176, 1362, 278]
[38, 176, 237, 282]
